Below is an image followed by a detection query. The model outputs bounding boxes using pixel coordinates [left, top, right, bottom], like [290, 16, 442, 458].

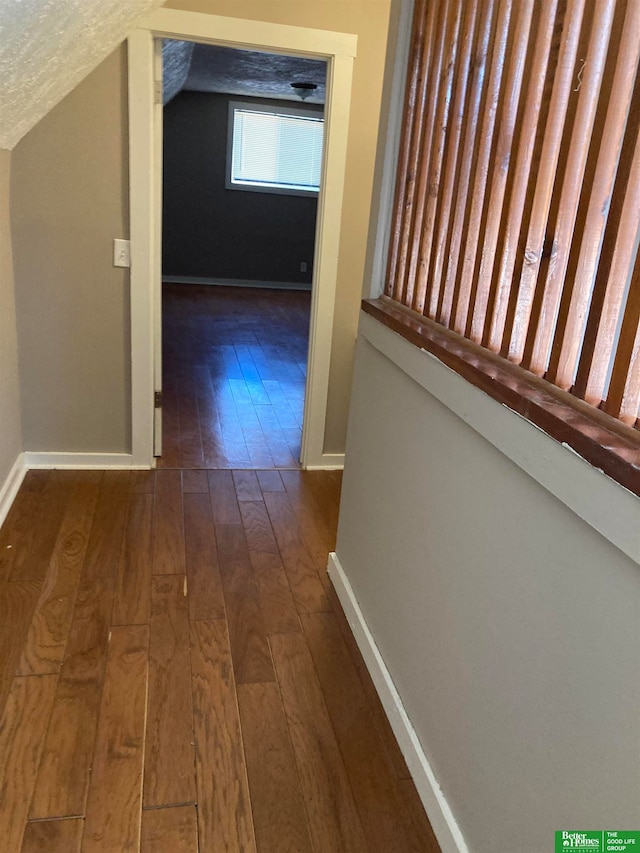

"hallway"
[0, 468, 438, 852]
[159, 285, 310, 470]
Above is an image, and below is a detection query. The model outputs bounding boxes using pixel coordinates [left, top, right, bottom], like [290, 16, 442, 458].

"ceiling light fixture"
[290, 82, 318, 101]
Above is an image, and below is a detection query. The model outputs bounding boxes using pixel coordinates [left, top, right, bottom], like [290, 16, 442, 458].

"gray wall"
[336, 321, 640, 852]
[11, 49, 131, 454]
[0, 149, 22, 483]
[163, 91, 319, 285]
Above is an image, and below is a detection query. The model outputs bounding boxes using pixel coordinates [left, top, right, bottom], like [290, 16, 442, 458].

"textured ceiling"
[163, 40, 195, 105]
[0, 0, 164, 150]
[164, 41, 327, 106]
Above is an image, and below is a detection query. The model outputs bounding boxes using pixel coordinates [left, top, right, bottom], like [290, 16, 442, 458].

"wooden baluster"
[398, 0, 443, 306]
[469, 0, 535, 344]
[438, 0, 496, 327]
[452, 0, 512, 335]
[552, 0, 640, 390]
[425, 0, 482, 320]
[386, 0, 431, 298]
[525, 0, 615, 376]
[404, 0, 454, 309]
[412, 0, 464, 314]
[486, 0, 562, 352]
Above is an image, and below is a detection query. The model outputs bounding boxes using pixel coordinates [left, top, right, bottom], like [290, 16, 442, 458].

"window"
[227, 102, 324, 196]
[375, 0, 640, 493]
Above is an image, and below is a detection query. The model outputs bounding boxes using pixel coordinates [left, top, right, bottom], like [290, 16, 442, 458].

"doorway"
[128, 10, 357, 469]
[159, 41, 325, 469]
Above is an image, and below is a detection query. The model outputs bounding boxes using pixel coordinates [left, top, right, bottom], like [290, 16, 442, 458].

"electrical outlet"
[113, 239, 131, 268]
[300, 261, 308, 273]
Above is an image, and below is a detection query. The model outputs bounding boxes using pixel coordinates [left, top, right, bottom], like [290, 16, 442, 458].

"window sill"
[362, 298, 640, 499]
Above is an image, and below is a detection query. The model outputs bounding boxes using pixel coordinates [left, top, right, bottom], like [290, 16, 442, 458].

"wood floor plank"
[183, 493, 225, 622]
[190, 619, 256, 852]
[153, 470, 186, 575]
[9, 475, 73, 582]
[177, 384, 205, 468]
[82, 472, 130, 581]
[215, 522, 275, 684]
[0, 582, 42, 718]
[326, 584, 412, 781]
[141, 806, 198, 853]
[242, 426, 276, 469]
[83, 625, 149, 853]
[279, 470, 336, 571]
[256, 470, 285, 493]
[21, 819, 84, 853]
[112, 494, 153, 626]
[129, 470, 156, 494]
[144, 575, 196, 809]
[237, 682, 313, 853]
[269, 631, 368, 852]
[158, 285, 310, 471]
[263, 492, 330, 614]
[301, 611, 425, 852]
[30, 578, 115, 820]
[239, 501, 300, 635]
[0, 479, 43, 584]
[0, 675, 58, 852]
[208, 470, 241, 523]
[254, 407, 298, 467]
[401, 779, 442, 852]
[196, 372, 230, 469]
[281, 470, 341, 535]
[181, 469, 209, 494]
[18, 476, 100, 676]
[232, 470, 262, 502]
[0, 467, 427, 853]
[160, 388, 181, 468]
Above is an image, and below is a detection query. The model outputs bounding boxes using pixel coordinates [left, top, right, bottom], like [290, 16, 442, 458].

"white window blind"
[229, 106, 324, 194]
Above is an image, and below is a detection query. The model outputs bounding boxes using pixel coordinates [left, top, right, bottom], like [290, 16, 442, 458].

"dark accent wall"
[162, 91, 321, 284]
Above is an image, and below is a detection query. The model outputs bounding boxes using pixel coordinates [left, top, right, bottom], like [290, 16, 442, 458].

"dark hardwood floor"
[0, 467, 440, 852]
[159, 284, 310, 469]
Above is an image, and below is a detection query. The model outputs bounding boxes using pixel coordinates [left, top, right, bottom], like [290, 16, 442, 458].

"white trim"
[139, 8, 357, 57]
[328, 551, 468, 853]
[162, 275, 311, 291]
[359, 312, 640, 564]
[128, 28, 156, 467]
[0, 454, 26, 528]
[128, 11, 357, 470]
[23, 452, 152, 470]
[304, 452, 345, 470]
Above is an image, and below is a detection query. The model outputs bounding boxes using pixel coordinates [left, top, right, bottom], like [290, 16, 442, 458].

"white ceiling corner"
[0, 0, 165, 150]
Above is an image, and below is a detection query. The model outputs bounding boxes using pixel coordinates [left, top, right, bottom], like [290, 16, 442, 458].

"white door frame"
[127, 8, 356, 468]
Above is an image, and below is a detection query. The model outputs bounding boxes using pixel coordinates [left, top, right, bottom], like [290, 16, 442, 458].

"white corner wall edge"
[328, 551, 468, 853]
[0, 453, 26, 528]
[23, 452, 151, 470]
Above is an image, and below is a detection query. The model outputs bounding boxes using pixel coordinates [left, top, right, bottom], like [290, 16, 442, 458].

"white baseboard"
[162, 275, 312, 292]
[23, 452, 151, 470]
[0, 453, 26, 528]
[304, 452, 345, 470]
[327, 551, 468, 853]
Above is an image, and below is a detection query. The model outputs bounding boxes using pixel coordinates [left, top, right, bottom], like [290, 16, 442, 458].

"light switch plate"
[113, 239, 131, 268]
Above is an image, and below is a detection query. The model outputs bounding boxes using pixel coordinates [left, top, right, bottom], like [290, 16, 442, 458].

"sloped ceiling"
[186, 43, 327, 104]
[163, 39, 195, 105]
[0, 0, 165, 150]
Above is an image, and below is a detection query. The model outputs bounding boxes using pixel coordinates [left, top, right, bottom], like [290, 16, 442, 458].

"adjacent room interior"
[158, 39, 327, 469]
